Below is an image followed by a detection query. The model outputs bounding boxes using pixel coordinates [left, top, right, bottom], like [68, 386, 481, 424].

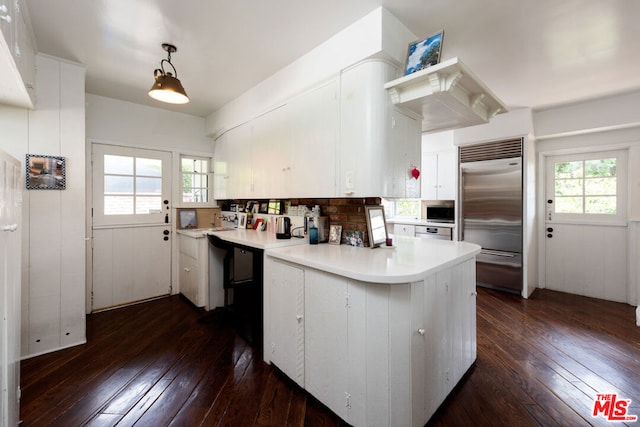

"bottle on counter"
[233, 214, 238, 228]
[309, 217, 318, 244]
[246, 211, 253, 229]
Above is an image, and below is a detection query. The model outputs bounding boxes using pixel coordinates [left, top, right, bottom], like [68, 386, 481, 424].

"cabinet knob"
[296, 315, 302, 322]
[418, 328, 425, 336]
[471, 291, 478, 296]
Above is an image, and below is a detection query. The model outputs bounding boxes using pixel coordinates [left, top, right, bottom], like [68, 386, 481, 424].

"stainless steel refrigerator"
[459, 139, 523, 294]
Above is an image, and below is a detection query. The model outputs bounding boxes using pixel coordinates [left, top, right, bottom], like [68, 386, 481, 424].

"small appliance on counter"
[276, 217, 291, 239]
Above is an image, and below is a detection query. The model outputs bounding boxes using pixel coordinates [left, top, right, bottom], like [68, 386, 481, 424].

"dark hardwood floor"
[20, 288, 640, 426]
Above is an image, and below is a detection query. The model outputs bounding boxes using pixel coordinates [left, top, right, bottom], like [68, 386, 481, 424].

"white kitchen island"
[264, 236, 481, 427]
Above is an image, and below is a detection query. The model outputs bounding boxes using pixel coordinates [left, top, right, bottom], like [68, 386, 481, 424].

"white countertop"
[203, 228, 309, 250]
[387, 218, 456, 228]
[266, 235, 480, 284]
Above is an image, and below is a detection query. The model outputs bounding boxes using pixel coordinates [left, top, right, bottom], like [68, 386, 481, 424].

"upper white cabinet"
[422, 151, 455, 200]
[213, 60, 422, 200]
[339, 59, 421, 198]
[214, 79, 339, 199]
[0, 0, 36, 108]
[384, 57, 507, 133]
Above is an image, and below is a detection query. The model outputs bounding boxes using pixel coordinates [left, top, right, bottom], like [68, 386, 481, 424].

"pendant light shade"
[148, 43, 189, 104]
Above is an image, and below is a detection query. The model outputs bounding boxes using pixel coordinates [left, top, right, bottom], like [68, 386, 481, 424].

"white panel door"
[0, 150, 22, 427]
[544, 151, 628, 302]
[91, 144, 172, 311]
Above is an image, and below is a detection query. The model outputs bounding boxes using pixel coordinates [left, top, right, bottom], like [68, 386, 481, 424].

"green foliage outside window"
[554, 158, 616, 214]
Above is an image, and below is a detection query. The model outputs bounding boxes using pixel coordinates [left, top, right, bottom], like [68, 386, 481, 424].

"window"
[104, 154, 162, 215]
[181, 156, 212, 204]
[382, 198, 420, 219]
[547, 150, 627, 224]
[554, 158, 616, 214]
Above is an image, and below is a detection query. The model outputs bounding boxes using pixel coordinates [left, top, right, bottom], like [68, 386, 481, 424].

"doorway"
[543, 149, 628, 302]
[90, 144, 173, 311]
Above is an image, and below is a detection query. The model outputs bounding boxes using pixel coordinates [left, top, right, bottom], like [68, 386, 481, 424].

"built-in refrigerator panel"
[460, 158, 522, 253]
[459, 139, 523, 294]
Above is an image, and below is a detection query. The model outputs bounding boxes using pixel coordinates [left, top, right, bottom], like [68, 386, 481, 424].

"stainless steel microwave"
[425, 200, 455, 223]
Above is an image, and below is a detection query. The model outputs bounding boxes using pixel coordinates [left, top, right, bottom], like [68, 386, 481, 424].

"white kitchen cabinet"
[385, 107, 422, 198]
[0, 149, 22, 427]
[267, 259, 305, 387]
[394, 223, 416, 236]
[0, 0, 36, 108]
[178, 233, 209, 308]
[264, 253, 477, 426]
[422, 151, 455, 200]
[340, 59, 421, 198]
[213, 124, 252, 199]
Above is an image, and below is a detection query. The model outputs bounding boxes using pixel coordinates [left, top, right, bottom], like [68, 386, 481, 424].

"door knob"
[547, 234, 553, 238]
[163, 230, 170, 235]
[163, 236, 169, 241]
[547, 199, 553, 204]
[546, 227, 553, 232]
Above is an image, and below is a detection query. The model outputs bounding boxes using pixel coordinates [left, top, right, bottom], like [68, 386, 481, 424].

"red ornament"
[411, 167, 420, 179]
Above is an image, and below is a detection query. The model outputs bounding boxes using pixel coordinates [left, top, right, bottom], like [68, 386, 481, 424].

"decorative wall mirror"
[365, 205, 388, 248]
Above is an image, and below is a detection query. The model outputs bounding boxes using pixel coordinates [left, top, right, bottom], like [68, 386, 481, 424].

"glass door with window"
[544, 150, 628, 302]
[91, 144, 173, 311]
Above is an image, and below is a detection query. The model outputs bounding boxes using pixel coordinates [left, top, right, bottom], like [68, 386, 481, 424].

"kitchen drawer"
[178, 234, 201, 259]
[394, 223, 416, 236]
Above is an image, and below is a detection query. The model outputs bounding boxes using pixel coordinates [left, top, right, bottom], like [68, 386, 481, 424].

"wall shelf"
[384, 57, 507, 133]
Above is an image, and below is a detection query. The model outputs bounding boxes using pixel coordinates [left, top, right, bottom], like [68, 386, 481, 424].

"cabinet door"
[289, 80, 339, 197]
[422, 153, 439, 200]
[213, 133, 229, 200]
[269, 261, 305, 387]
[394, 223, 415, 237]
[305, 270, 348, 420]
[386, 108, 421, 198]
[436, 151, 456, 200]
[421, 152, 456, 200]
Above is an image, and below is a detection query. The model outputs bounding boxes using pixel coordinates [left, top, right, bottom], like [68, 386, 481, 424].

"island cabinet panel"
[304, 269, 351, 421]
[267, 260, 305, 387]
[264, 252, 477, 427]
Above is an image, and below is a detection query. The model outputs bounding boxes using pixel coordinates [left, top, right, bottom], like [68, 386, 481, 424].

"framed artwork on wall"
[25, 154, 66, 190]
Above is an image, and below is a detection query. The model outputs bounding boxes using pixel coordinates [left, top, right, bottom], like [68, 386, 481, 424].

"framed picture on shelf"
[404, 30, 444, 75]
[25, 154, 66, 190]
[329, 225, 342, 245]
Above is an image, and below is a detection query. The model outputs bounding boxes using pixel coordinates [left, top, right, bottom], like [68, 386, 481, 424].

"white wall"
[205, 7, 416, 139]
[86, 94, 212, 152]
[0, 54, 87, 358]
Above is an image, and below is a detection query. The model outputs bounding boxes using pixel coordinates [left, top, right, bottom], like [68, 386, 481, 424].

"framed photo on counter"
[329, 225, 342, 245]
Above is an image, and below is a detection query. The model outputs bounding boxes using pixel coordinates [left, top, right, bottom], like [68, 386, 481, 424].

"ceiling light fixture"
[148, 43, 189, 104]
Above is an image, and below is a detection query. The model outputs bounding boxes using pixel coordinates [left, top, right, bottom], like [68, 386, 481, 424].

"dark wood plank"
[20, 289, 640, 426]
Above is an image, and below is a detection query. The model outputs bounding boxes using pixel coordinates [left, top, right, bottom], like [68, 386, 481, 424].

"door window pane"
[104, 176, 133, 194]
[103, 155, 164, 215]
[104, 155, 133, 175]
[136, 158, 162, 176]
[553, 158, 617, 215]
[136, 177, 162, 195]
[104, 196, 134, 215]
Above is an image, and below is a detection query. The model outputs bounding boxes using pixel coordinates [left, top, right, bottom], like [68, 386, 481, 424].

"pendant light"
[148, 43, 189, 104]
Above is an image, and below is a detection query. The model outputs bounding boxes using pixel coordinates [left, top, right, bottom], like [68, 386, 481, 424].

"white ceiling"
[25, 0, 640, 118]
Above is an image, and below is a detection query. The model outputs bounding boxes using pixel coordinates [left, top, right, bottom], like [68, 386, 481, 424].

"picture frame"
[25, 154, 66, 190]
[345, 230, 364, 247]
[365, 205, 388, 248]
[179, 209, 198, 229]
[259, 202, 268, 214]
[329, 225, 342, 245]
[404, 30, 444, 75]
